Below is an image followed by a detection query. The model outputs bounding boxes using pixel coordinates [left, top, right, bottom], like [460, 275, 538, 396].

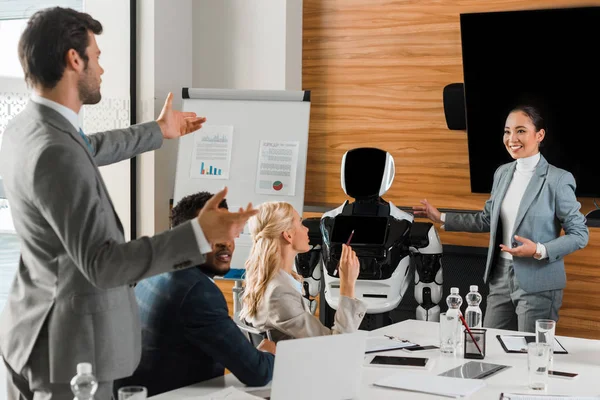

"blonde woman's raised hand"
[197, 187, 258, 246]
[338, 244, 360, 298]
[412, 199, 443, 224]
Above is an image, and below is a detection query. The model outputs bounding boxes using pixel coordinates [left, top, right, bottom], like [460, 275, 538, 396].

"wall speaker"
[443, 83, 466, 130]
[585, 208, 600, 227]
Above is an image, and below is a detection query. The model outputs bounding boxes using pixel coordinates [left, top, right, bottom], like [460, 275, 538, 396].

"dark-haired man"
[0, 7, 256, 399]
[114, 192, 275, 397]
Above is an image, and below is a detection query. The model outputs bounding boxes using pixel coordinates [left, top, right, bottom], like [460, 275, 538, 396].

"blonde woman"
[240, 201, 366, 342]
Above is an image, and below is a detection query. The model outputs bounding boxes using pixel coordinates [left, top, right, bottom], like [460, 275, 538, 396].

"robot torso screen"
[330, 216, 388, 245]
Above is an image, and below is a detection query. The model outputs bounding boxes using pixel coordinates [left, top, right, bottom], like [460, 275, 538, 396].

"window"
[0, 0, 82, 21]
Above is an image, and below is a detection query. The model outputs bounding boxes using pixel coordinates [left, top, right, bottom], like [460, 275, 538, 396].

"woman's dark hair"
[170, 192, 228, 228]
[509, 104, 546, 133]
[18, 7, 102, 89]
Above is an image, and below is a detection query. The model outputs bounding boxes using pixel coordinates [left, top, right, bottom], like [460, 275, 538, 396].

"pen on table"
[459, 314, 483, 356]
[384, 334, 409, 343]
[334, 230, 355, 276]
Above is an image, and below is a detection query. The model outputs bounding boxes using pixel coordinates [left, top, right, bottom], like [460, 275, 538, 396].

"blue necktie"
[78, 128, 94, 154]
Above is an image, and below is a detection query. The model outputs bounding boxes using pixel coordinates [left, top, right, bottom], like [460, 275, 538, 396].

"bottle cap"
[450, 287, 459, 294]
[470, 285, 478, 292]
[77, 362, 92, 374]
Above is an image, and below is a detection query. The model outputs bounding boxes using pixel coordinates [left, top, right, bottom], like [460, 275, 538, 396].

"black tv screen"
[460, 6, 600, 198]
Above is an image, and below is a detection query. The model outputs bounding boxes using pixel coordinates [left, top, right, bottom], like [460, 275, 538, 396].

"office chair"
[234, 317, 273, 347]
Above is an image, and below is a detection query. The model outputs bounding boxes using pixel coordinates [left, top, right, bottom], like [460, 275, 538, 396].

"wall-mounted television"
[460, 6, 600, 198]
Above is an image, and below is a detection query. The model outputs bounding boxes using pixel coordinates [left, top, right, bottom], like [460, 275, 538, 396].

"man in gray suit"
[0, 7, 257, 399]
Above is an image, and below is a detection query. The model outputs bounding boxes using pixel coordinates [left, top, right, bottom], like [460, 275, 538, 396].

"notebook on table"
[496, 335, 568, 354]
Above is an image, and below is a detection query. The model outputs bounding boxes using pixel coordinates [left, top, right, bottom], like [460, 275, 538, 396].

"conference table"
[150, 319, 600, 399]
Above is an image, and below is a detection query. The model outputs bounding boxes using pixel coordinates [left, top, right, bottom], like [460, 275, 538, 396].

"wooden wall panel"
[303, 0, 600, 339]
[215, 280, 235, 317]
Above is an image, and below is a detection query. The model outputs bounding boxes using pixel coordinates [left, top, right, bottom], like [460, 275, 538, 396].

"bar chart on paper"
[189, 126, 233, 180]
[200, 162, 222, 176]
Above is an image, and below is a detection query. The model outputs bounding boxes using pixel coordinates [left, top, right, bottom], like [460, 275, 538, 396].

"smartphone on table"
[365, 355, 433, 370]
[402, 345, 439, 352]
[548, 370, 579, 379]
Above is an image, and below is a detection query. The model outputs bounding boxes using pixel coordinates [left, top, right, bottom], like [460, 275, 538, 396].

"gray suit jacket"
[245, 271, 366, 342]
[0, 102, 206, 383]
[444, 155, 589, 293]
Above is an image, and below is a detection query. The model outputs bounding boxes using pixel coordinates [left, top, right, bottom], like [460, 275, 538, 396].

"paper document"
[365, 336, 417, 353]
[500, 394, 600, 400]
[189, 125, 233, 180]
[255, 140, 299, 196]
[184, 386, 265, 399]
[374, 371, 486, 398]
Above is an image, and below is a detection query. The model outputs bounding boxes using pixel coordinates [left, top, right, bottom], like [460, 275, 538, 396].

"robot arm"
[410, 222, 443, 322]
[294, 218, 323, 314]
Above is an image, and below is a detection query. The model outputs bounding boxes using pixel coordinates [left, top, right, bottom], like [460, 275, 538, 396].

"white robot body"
[297, 148, 444, 327]
[323, 255, 410, 313]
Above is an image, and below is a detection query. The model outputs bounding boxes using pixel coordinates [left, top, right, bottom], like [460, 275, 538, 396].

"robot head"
[294, 217, 323, 279]
[341, 148, 395, 200]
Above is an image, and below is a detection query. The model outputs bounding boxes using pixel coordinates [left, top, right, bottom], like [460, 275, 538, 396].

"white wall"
[136, 0, 303, 235]
[136, 0, 193, 236]
[83, 0, 132, 240]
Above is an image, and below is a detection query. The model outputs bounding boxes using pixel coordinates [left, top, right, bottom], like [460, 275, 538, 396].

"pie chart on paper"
[272, 181, 284, 191]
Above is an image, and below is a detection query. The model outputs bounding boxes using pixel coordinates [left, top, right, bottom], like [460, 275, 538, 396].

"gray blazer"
[445, 155, 589, 293]
[0, 102, 206, 383]
[245, 271, 367, 342]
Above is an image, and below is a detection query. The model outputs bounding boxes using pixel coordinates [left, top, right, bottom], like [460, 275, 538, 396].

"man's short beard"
[78, 68, 101, 105]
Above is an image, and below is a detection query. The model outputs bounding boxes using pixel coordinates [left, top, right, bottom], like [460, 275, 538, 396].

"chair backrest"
[234, 317, 272, 347]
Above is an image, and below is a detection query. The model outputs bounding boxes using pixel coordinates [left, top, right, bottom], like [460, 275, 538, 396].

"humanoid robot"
[296, 148, 443, 327]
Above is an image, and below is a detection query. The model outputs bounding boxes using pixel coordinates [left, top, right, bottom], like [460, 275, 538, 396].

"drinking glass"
[528, 342, 550, 391]
[536, 319, 556, 362]
[118, 386, 147, 400]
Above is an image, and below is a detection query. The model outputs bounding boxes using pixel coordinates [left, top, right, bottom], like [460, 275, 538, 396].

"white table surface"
[150, 319, 600, 399]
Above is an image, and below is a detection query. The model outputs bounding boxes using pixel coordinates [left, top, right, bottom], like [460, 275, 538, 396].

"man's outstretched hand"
[198, 187, 258, 245]
[156, 92, 206, 139]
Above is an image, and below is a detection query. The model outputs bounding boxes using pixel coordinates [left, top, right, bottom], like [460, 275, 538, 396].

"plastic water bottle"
[446, 287, 463, 316]
[441, 287, 463, 352]
[70, 362, 98, 400]
[465, 285, 483, 328]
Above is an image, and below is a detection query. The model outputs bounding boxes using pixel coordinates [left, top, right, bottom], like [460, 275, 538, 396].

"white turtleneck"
[499, 152, 545, 260]
[441, 152, 547, 260]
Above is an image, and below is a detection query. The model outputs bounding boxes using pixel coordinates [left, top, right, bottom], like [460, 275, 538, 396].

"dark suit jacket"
[114, 268, 274, 396]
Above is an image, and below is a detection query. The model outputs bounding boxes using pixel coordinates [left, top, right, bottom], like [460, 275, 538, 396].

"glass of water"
[536, 319, 556, 362]
[528, 342, 550, 390]
[440, 312, 460, 354]
[118, 386, 147, 400]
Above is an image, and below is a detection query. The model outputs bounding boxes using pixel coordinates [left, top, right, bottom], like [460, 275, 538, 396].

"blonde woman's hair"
[240, 201, 302, 319]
